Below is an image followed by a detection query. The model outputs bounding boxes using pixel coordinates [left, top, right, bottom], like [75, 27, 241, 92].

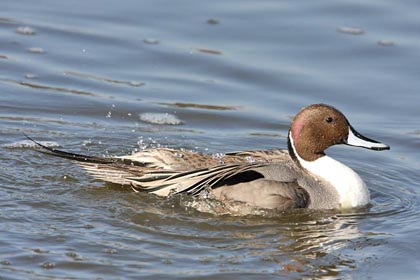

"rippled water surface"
[1, 1, 420, 279]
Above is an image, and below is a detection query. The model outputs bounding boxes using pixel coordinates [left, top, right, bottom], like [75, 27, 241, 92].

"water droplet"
[198, 185, 215, 199]
[212, 152, 225, 160]
[41, 262, 55, 269]
[174, 152, 183, 158]
[212, 153, 225, 165]
[16, 26, 36, 35]
[82, 139, 93, 146]
[245, 156, 255, 163]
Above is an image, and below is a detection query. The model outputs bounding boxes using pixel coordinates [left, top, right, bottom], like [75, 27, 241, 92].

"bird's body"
[28, 104, 389, 210]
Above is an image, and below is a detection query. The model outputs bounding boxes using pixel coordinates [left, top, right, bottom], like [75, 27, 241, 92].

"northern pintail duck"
[28, 104, 389, 210]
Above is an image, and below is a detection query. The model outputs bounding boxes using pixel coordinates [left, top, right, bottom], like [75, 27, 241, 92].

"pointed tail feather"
[24, 133, 117, 164]
[24, 134, 150, 185]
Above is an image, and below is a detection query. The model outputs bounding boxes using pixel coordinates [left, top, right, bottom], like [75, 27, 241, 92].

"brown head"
[287, 104, 389, 163]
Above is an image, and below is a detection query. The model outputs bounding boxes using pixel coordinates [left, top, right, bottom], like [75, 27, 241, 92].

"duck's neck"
[288, 132, 370, 208]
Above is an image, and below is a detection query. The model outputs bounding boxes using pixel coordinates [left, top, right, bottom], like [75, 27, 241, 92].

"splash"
[3, 140, 60, 149]
[139, 113, 183, 125]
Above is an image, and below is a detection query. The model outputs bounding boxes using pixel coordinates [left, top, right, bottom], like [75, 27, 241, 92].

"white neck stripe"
[289, 132, 370, 208]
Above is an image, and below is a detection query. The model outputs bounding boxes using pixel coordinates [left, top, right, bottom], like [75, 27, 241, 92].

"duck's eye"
[325, 117, 333, 123]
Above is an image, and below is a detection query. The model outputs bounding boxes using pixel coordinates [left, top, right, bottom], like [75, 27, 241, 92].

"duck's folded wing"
[129, 163, 300, 197]
[129, 163, 308, 209]
[128, 164, 265, 196]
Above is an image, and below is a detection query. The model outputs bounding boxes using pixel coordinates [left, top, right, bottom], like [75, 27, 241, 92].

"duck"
[27, 104, 390, 210]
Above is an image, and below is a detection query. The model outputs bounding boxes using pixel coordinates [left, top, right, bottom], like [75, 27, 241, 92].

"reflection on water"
[63, 70, 145, 87]
[159, 102, 238, 111]
[109, 191, 392, 278]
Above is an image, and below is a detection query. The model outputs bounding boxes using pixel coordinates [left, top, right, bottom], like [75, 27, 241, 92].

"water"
[1, 0, 420, 279]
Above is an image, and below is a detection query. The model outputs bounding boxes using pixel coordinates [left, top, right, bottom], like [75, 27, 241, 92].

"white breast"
[289, 132, 370, 208]
[299, 155, 370, 208]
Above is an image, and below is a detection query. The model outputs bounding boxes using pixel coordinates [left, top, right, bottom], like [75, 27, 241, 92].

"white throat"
[289, 132, 370, 208]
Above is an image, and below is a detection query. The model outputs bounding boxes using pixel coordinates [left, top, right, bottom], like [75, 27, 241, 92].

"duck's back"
[121, 148, 291, 171]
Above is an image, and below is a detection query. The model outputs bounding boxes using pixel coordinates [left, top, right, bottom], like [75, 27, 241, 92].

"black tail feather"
[24, 133, 120, 165]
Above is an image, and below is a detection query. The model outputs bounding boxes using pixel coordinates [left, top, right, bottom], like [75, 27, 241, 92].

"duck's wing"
[129, 163, 267, 196]
[129, 162, 309, 210]
[130, 162, 301, 198]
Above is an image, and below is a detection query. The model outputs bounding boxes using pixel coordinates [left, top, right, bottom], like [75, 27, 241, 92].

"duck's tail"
[24, 134, 149, 186]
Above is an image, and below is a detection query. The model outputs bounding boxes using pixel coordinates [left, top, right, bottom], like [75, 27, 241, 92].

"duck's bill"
[345, 126, 390, 151]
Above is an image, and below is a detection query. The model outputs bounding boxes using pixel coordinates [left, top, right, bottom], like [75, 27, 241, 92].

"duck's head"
[287, 104, 389, 163]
